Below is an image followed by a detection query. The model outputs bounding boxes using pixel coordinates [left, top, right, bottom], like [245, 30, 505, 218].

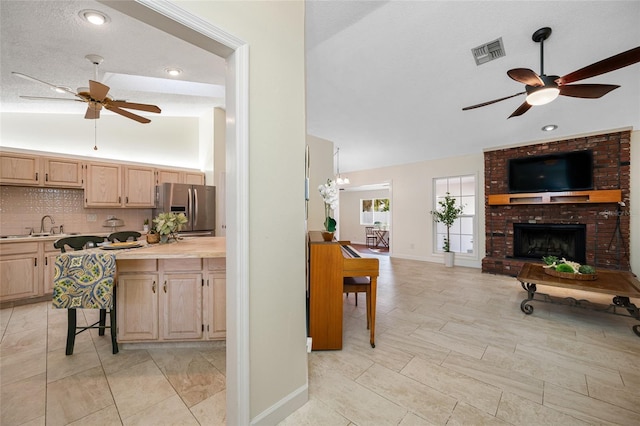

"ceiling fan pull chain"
[94, 119, 98, 150]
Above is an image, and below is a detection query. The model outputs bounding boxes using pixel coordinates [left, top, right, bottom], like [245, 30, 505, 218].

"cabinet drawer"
[160, 258, 202, 271]
[207, 257, 226, 271]
[117, 259, 158, 272]
[0, 242, 39, 256]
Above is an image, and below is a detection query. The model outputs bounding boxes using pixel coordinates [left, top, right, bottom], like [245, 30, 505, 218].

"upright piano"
[307, 231, 379, 350]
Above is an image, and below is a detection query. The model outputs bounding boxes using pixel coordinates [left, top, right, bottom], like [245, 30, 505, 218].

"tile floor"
[2, 255, 639, 425]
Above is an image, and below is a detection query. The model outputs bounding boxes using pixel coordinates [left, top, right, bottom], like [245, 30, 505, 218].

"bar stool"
[107, 231, 141, 242]
[53, 236, 118, 355]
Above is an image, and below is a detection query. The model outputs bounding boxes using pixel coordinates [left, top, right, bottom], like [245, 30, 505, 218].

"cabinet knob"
[152, 281, 156, 293]
[163, 281, 167, 293]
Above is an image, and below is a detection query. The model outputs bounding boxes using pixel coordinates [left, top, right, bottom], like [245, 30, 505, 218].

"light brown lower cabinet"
[0, 242, 40, 301]
[117, 258, 225, 342]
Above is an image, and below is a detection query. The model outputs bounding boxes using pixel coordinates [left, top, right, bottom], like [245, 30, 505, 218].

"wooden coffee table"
[516, 263, 640, 337]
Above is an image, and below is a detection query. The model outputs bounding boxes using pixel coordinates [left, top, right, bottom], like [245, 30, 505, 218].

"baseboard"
[250, 382, 308, 425]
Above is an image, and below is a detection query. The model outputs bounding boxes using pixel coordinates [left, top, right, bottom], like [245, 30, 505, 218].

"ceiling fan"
[12, 54, 161, 124]
[462, 27, 640, 118]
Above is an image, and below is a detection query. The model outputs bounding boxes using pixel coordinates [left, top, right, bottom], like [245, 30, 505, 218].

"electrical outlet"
[306, 337, 312, 353]
[87, 214, 97, 222]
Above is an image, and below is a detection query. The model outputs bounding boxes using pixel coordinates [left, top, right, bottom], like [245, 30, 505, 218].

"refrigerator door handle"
[193, 187, 199, 225]
[187, 187, 192, 224]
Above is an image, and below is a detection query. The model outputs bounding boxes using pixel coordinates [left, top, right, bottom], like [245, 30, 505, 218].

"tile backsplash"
[0, 186, 152, 236]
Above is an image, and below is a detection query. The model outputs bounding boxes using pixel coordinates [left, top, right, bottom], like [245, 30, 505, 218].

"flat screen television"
[508, 150, 593, 193]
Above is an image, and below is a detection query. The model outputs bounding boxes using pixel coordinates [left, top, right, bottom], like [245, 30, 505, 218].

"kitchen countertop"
[0, 233, 225, 259]
[115, 237, 226, 259]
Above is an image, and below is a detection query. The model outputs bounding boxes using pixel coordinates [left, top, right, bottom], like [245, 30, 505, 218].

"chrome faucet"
[40, 215, 55, 233]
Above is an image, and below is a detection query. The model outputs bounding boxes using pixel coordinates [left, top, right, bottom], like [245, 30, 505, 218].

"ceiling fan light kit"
[462, 26, 640, 118]
[525, 86, 560, 106]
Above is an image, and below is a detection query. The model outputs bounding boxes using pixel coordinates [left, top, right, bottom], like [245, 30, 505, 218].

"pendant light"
[335, 147, 349, 185]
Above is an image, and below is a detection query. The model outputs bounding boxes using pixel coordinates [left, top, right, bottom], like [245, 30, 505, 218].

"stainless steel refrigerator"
[155, 183, 216, 236]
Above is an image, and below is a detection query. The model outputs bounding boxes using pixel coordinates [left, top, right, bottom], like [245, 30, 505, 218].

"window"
[360, 198, 390, 226]
[433, 175, 476, 255]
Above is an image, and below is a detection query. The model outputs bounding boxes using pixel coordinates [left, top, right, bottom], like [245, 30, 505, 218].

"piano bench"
[344, 276, 370, 288]
[344, 276, 372, 331]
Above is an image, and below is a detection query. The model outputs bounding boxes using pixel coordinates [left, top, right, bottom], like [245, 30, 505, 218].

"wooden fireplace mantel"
[487, 189, 622, 206]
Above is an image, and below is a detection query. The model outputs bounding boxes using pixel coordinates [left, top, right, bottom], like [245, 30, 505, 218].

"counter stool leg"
[66, 309, 77, 355]
[110, 308, 118, 354]
[98, 309, 107, 336]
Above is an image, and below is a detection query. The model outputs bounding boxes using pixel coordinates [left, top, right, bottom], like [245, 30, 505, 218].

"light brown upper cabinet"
[43, 157, 83, 188]
[84, 162, 122, 207]
[184, 171, 205, 185]
[123, 165, 155, 208]
[156, 168, 205, 185]
[85, 163, 156, 208]
[156, 169, 182, 185]
[0, 152, 41, 185]
[0, 152, 83, 188]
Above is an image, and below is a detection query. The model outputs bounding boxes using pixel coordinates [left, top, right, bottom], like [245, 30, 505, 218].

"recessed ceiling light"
[79, 10, 110, 26]
[165, 67, 183, 77]
[541, 124, 558, 132]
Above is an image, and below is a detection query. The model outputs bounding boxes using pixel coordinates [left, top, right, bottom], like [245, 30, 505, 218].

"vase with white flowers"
[318, 179, 338, 241]
[153, 212, 188, 243]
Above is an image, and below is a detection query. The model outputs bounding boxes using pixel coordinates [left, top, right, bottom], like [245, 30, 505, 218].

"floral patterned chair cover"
[52, 251, 118, 355]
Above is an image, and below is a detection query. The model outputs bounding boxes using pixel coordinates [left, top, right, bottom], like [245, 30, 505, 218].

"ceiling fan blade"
[12, 71, 81, 98]
[89, 80, 110, 102]
[105, 105, 151, 124]
[559, 83, 620, 99]
[507, 68, 544, 86]
[508, 101, 532, 118]
[84, 105, 101, 120]
[462, 92, 525, 111]
[557, 46, 640, 85]
[20, 95, 83, 102]
[108, 100, 161, 114]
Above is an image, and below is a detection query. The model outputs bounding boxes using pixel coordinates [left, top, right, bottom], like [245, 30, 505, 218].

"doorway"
[102, 1, 249, 423]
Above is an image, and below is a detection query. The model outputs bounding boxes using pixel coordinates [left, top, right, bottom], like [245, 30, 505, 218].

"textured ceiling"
[0, 0, 226, 119]
[2, 1, 639, 174]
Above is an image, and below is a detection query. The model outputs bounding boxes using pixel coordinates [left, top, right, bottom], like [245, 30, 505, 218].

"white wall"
[305, 135, 334, 232]
[343, 153, 485, 268]
[0, 112, 200, 169]
[174, 1, 308, 422]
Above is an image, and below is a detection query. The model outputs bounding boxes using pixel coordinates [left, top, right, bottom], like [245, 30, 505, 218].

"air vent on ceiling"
[471, 37, 505, 65]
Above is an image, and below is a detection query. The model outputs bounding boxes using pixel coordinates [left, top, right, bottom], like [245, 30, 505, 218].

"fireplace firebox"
[513, 223, 586, 264]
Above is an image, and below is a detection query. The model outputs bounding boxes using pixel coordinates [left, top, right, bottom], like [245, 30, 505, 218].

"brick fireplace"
[483, 130, 631, 276]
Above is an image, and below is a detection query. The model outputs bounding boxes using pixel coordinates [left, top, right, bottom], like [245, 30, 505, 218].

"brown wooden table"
[516, 263, 640, 337]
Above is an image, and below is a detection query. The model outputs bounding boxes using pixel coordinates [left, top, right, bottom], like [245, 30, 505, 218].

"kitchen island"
[114, 237, 227, 343]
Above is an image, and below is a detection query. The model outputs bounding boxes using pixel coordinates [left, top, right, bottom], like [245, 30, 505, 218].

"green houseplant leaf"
[430, 192, 464, 252]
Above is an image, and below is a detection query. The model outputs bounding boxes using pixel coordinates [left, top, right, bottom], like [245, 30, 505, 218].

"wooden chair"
[52, 236, 118, 355]
[365, 226, 376, 248]
[107, 231, 141, 242]
[343, 276, 376, 348]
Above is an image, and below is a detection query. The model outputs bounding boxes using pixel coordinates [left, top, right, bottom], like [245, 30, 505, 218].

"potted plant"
[153, 212, 188, 243]
[318, 179, 338, 241]
[431, 192, 464, 267]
